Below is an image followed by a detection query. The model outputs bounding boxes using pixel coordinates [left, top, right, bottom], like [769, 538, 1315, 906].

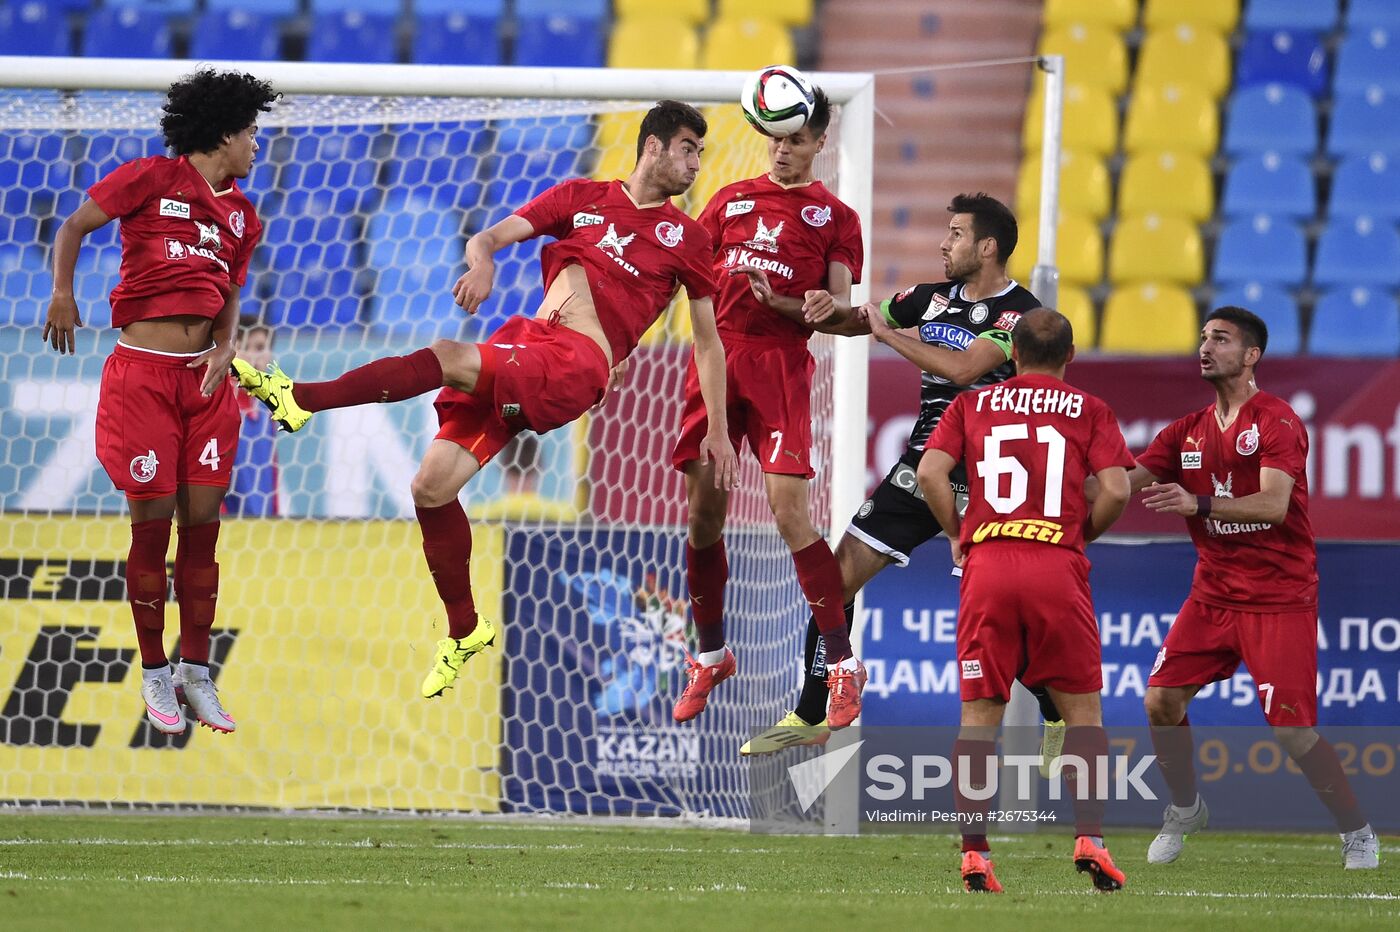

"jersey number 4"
[976, 423, 1066, 516]
[199, 438, 221, 471]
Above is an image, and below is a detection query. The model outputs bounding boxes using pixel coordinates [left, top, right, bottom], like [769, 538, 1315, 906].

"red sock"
[793, 539, 849, 662]
[686, 539, 727, 653]
[1296, 737, 1367, 832]
[174, 521, 220, 664]
[297, 347, 444, 413]
[954, 737, 996, 852]
[127, 518, 171, 667]
[416, 501, 478, 639]
[1149, 713, 1199, 807]
[1063, 725, 1109, 838]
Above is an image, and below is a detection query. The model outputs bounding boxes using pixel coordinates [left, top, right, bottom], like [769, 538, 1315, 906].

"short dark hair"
[805, 86, 833, 137]
[1206, 305, 1269, 356]
[948, 193, 1018, 265]
[635, 100, 707, 161]
[1013, 307, 1074, 369]
[161, 69, 278, 156]
[239, 313, 273, 344]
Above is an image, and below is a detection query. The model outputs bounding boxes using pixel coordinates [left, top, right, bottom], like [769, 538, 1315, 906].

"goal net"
[0, 59, 874, 818]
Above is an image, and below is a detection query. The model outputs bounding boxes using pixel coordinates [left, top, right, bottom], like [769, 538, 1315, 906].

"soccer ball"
[740, 65, 817, 138]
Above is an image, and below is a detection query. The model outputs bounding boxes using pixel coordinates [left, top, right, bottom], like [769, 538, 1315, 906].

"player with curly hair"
[43, 68, 278, 737]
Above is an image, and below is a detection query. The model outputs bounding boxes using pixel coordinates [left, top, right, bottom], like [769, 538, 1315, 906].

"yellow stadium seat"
[1135, 24, 1232, 99]
[718, 0, 813, 28]
[1039, 24, 1128, 94]
[1109, 214, 1204, 286]
[1043, 0, 1136, 31]
[1017, 148, 1111, 221]
[685, 104, 770, 215]
[1099, 284, 1200, 355]
[1055, 284, 1097, 349]
[1024, 82, 1119, 156]
[701, 18, 794, 71]
[1008, 213, 1103, 288]
[609, 17, 699, 69]
[592, 111, 640, 182]
[1117, 152, 1214, 222]
[615, 0, 709, 26]
[1143, 0, 1239, 33]
[1123, 83, 1219, 156]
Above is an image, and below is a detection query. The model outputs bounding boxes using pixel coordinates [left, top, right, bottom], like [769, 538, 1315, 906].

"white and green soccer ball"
[741, 64, 817, 138]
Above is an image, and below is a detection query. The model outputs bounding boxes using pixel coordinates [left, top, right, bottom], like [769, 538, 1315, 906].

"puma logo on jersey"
[1278, 702, 1299, 717]
[1184, 435, 1204, 450]
[194, 220, 221, 249]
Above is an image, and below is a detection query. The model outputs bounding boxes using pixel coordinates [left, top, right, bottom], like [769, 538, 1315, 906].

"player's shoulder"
[1251, 391, 1307, 430]
[106, 153, 177, 181]
[995, 282, 1041, 311]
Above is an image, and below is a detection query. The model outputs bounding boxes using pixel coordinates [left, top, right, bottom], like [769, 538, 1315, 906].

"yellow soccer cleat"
[739, 710, 830, 756]
[230, 357, 312, 433]
[421, 618, 497, 699]
[1039, 718, 1066, 778]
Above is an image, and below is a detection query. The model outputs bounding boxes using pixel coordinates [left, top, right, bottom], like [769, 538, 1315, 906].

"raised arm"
[453, 214, 537, 314]
[44, 199, 113, 354]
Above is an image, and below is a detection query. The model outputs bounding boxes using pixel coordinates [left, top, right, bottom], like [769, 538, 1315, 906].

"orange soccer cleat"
[672, 648, 736, 723]
[1074, 835, 1126, 892]
[825, 657, 867, 729]
[961, 850, 1004, 893]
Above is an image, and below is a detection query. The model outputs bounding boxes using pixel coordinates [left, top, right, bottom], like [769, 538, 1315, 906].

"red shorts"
[95, 342, 239, 500]
[957, 542, 1102, 702]
[670, 333, 814, 477]
[1148, 597, 1319, 726]
[434, 316, 610, 465]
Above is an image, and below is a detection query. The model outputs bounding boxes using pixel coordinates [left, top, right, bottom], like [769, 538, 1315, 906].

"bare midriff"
[121, 315, 217, 353]
[539, 263, 613, 369]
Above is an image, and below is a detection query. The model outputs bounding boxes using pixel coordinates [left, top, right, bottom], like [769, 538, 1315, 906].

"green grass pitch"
[0, 815, 1394, 930]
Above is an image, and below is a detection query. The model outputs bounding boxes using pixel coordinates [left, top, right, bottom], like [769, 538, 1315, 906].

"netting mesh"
[0, 87, 849, 817]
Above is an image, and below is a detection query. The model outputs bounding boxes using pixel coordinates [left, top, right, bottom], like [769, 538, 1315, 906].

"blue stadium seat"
[311, 0, 401, 13]
[190, 10, 281, 61]
[306, 11, 397, 63]
[412, 12, 502, 65]
[1221, 152, 1314, 219]
[0, 1, 72, 56]
[205, 0, 296, 14]
[1313, 216, 1400, 288]
[1309, 288, 1400, 356]
[1213, 214, 1308, 286]
[1223, 84, 1317, 155]
[1330, 153, 1400, 220]
[106, 0, 196, 15]
[1244, 0, 1337, 32]
[1327, 89, 1400, 156]
[1335, 29, 1400, 96]
[366, 191, 468, 340]
[258, 198, 364, 329]
[1349, 0, 1400, 30]
[0, 246, 54, 327]
[260, 125, 380, 217]
[513, 13, 605, 67]
[81, 8, 172, 58]
[382, 122, 491, 209]
[1235, 30, 1328, 99]
[516, 0, 606, 16]
[1211, 281, 1301, 354]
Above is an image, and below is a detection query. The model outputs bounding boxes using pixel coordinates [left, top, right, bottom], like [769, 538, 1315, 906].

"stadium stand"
[1221, 152, 1315, 219]
[1236, 29, 1330, 99]
[1213, 215, 1309, 287]
[1099, 284, 1200, 354]
[0, 1, 73, 56]
[1214, 281, 1302, 354]
[1118, 152, 1214, 222]
[1309, 288, 1400, 356]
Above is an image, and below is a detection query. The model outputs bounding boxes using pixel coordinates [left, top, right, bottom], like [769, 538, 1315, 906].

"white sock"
[698, 647, 728, 666]
[178, 661, 211, 681]
[141, 664, 170, 683]
[1171, 794, 1202, 817]
[834, 656, 861, 672]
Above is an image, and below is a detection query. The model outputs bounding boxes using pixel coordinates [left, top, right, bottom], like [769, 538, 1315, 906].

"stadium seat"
[1135, 25, 1232, 99]
[1327, 89, 1400, 156]
[1243, 0, 1337, 33]
[516, 0, 606, 15]
[381, 122, 492, 210]
[81, 7, 172, 58]
[610, 16, 699, 68]
[615, 0, 708, 25]
[1038, 25, 1128, 94]
[1335, 29, 1400, 96]
[1108, 214, 1204, 286]
[1056, 285, 1097, 349]
[1313, 216, 1400, 288]
[1329, 153, 1400, 220]
[1221, 152, 1315, 219]
[1007, 213, 1102, 288]
[0, 1, 72, 56]
[1309, 288, 1400, 356]
[107, 0, 196, 13]
[592, 111, 644, 183]
[366, 191, 467, 340]
[1016, 148, 1110, 221]
[205, 0, 297, 14]
[1222, 83, 1317, 155]
[717, 0, 812, 27]
[306, 11, 397, 63]
[1099, 284, 1200, 355]
[1212, 281, 1301, 354]
[1236, 30, 1329, 99]
[1118, 152, 1214, 222]
[1123, 83, 1218, 156]
[1143, 0, 1239, 33]
[700, 18, 795, 70]
[190, 10, 280, 61]
[0, 246, 53, 328]
[311, 0, 401, 13]
[685, 105, 769, 215]
[413, 11, 502, 65]
[1043, 0, 1136, 31]
[1024, 83, 1119, 156]
[1212, 215, 1308, 286]
[515, 12, 605, 67]
[1349, 0, 1400, 30]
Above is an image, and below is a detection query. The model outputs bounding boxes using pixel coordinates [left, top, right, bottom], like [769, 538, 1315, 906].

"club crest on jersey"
[164, 238, 188, 260]
[655, 221, 684, 248]
[1236, 424, 1260, 456]
[129, 449, 159, 483]
[596, 224, 640, 276]
[194, 220, 221, 250]
[228, 210, 245, 239]
[801, 204, 832, 227]
[920, 291, 950, 321]
[725, 199, 754, 217]
[573, 211, 604, 228]
[1211, 472, 1234, 498]
[1151, 647, 1167, 675]
[746, 217, 783, 253]
[159, 198, 190, 219]
[969, 302, 990, 324]
[993, 310, 1021, 331]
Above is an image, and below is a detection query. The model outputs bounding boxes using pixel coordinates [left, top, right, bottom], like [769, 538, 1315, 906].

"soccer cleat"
[960, 850, 1003, 893]
[141, 667, 187, 735]
[1074, 835, 1126, 891]
[230, 357, 312, 433]
[825, 657, 867, 729]
[739, 711, 830, 756]
[174, 666, 236, 733]
[1147, 795, 1209, 864]
[1039, 718, 1066, 778]
[421, 618, 497, 699]
[672, 647, 736, 723]
[1342, 825, 1381, 870]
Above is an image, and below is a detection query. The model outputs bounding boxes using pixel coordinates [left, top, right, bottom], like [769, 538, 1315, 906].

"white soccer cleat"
[1147, 794, 1209, 864]
[141, 666, 187, 735]
[174, 664, 237, 733]
[1342, 825, 1380, 870]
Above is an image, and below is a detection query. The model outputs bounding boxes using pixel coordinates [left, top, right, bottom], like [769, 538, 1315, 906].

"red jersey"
[698, 174, 864, 343]
[513, 178, 715, 362]
[1138, 390, 1317, 609]
[87, 155, 262, 328]
[928, 373, 1135, 554]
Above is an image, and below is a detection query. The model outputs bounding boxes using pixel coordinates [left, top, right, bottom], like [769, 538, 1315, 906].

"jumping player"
[43, 68, 276, 735]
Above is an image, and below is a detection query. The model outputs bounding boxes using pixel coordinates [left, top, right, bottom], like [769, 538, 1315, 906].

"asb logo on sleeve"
[960, 659, 983, 679]
[159, 198, 190, 219]
[654, 221, 684, 248]
[573, 211, 604, 228]
[801, 204, 832, 227]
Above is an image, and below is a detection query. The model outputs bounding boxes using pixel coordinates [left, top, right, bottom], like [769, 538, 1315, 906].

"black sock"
[1031, 685, 1062, 722]
[794, 600, 855, 724]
